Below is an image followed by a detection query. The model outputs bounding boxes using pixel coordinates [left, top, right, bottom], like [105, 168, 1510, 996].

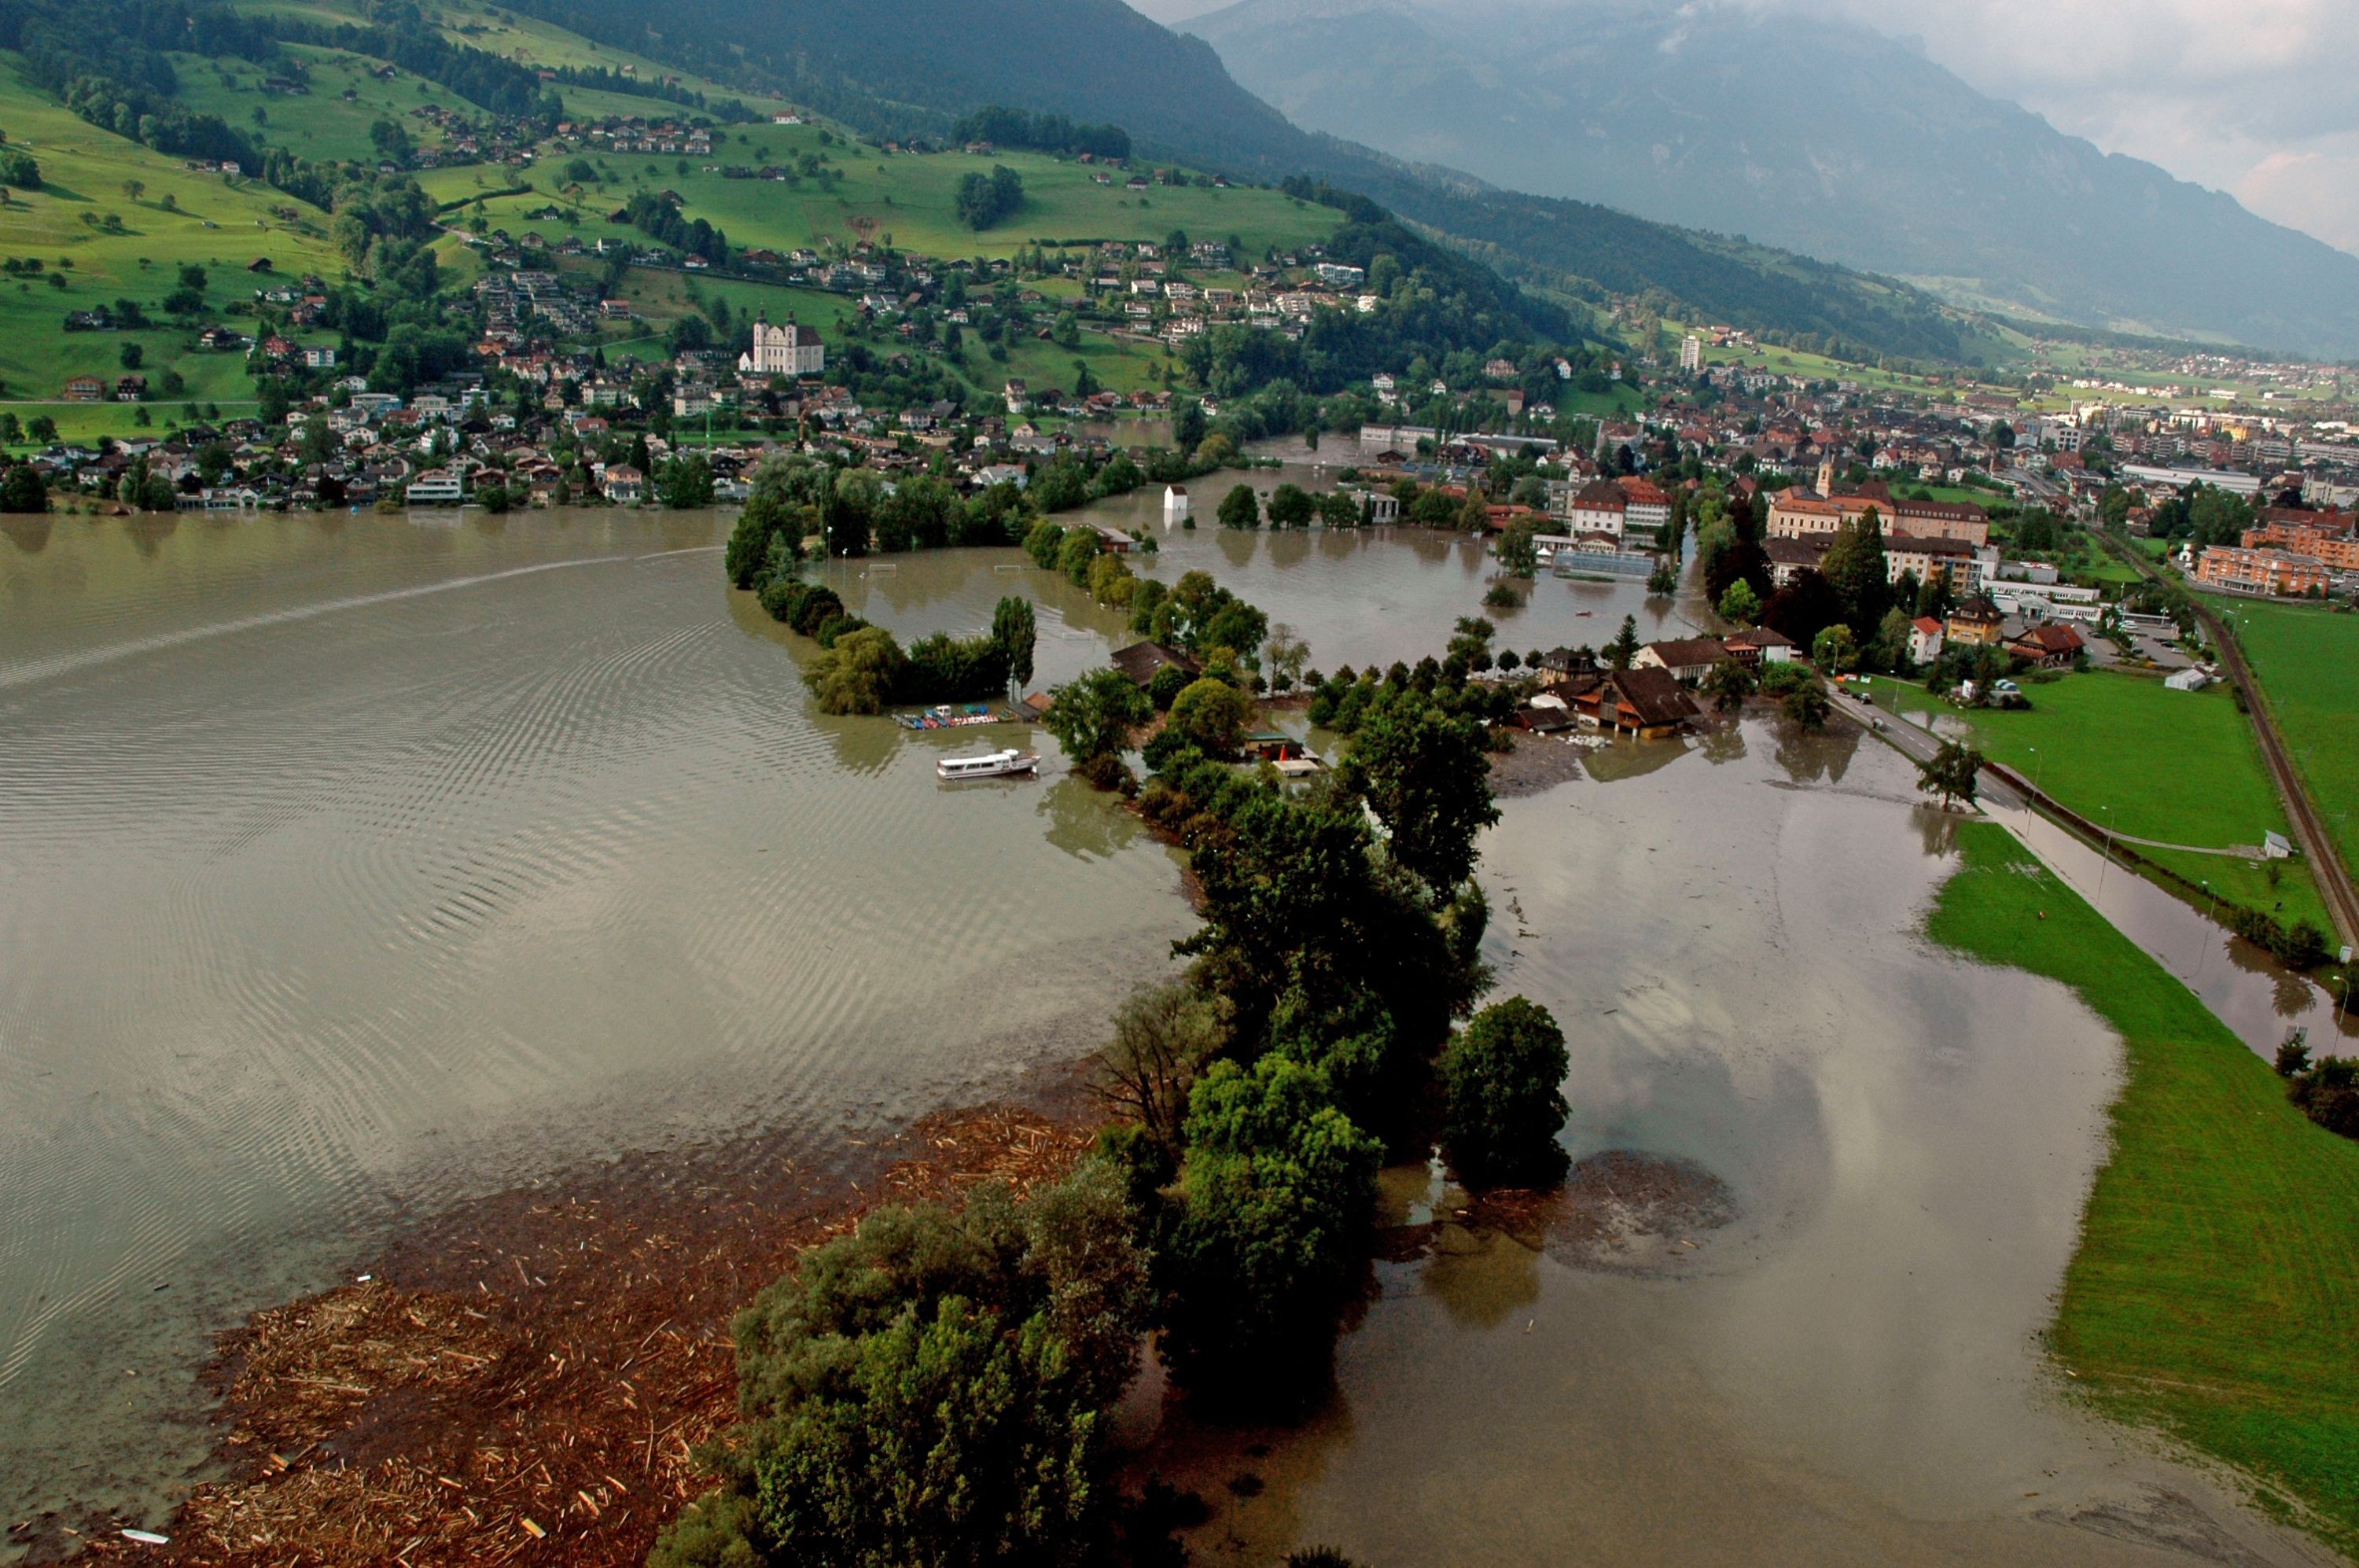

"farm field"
[1927, 824, 2359, 1561]
[2209, 598, 2359, 889]
[0, 57, 343, 445]
[1886, 668, 2335, 932]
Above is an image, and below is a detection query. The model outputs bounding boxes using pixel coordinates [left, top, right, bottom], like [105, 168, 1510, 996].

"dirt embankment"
[61, 1106, 1092, 1567]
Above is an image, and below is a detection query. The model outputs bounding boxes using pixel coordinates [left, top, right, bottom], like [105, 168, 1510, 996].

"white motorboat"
[937, 749, 1041, 781]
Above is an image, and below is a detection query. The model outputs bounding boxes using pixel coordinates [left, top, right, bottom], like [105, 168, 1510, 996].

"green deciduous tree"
[1781, 675, 1831, 731]
[1166, 676, 1255, 758]
[1043, 667, 1150, 767]
[1700, 657, 1756, 713]
[1717, 579, 1761, 626]
[1916, 739, 1982, 811]
[1440, 996, 1570, 1187]
[804, 626, 907, 716]
[1161, 1055, 1381, 1413]
[1092, 981, 1231, 1161]
[0, 464, 46, 514]
[1338, 688, 1499, 898]
[1216, 483, 1260, 530]
[991, 596, 1037, 691]
[1812, 624, 1857, 673]
[1264, 482, 1314, 529]
[1820, 510, 1891, 639]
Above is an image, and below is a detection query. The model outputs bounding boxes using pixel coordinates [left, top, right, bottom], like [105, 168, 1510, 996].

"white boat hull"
[937, 749, 1041, 781]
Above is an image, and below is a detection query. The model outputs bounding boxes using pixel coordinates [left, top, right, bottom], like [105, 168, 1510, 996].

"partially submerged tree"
[1916, 739, 1982, 812]
[1440, 996, 1570, 1187]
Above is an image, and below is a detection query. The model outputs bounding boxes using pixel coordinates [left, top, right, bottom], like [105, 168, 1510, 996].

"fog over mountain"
[1181, 0, 2359, 356]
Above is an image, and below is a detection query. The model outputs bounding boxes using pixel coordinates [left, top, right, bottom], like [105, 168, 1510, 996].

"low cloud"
[1690, 0, 2359, 250]
[1135, 0, 2359, 252]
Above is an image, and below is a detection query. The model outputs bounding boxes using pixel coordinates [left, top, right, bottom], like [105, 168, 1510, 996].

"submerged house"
[1563, 667, 1701, 738]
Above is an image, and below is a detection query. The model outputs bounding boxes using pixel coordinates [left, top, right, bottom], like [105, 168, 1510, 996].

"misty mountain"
[1183, 0, 2359, 358]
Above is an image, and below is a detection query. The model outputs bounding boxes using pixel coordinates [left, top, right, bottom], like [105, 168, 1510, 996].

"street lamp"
[2096, 805, 2115, 895]
[2028, 744, 2045, 801]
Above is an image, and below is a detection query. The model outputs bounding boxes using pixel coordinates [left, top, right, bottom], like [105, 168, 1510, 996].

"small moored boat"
[937, 749, 1040, 781]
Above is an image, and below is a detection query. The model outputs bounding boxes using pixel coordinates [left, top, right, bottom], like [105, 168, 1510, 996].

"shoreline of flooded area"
[0, 510, 2336, 1562]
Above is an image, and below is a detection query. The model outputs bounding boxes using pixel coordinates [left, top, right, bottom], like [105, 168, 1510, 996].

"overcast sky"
[1134, 0, 2359, 256]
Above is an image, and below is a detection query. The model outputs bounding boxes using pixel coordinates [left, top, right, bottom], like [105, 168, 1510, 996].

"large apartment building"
[2195, 546, 2330, 597]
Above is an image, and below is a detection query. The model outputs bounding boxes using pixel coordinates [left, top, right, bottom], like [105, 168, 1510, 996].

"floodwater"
[0, 510, 1192, 1535]
[0, 504, 2331, 1561]
[1148, 724, 2335, 1565]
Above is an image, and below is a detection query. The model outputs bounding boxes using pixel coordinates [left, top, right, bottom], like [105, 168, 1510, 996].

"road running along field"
[1886, 668, 2337, 936]
[1927, 823, 2359, 1559]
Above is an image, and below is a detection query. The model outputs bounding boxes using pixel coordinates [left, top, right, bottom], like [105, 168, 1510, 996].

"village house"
[1763, 534, 1831, 587]
[1945, 594, 2005, 647]
[1884, 533, 1985, 594]
[1562, 478, 1629, 539]
[404, 468, 463, 504]
[1110, 641, 1198, 690]
[1907, 617, 1946, 665]
[2007, 623, 2085, 668]
[1563, 667, 1701, 738]
[1721, 626, 1796, 668]
[1635, 637, 1728, 684]
[600, 463, 646, 504]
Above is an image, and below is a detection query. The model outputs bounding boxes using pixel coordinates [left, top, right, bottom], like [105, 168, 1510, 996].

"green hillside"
[417, 137, 1340, 264]
[0, 56, 344, 441]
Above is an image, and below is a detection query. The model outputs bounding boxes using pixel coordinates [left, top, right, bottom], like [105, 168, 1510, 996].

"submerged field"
[2212, 599, 2359, 890]
[1927, 823, 2359, 1558]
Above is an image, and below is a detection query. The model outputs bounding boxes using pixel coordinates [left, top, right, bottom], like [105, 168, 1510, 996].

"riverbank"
[1926, 822, 2359, 1559]
[14, 1100, 1093, 1566]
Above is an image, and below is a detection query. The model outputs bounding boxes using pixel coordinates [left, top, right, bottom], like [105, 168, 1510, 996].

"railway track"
[2100, 535, 2359, 950]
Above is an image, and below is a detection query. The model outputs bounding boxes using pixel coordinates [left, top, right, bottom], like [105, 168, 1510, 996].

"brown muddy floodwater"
[0, 505, 2333, 1562]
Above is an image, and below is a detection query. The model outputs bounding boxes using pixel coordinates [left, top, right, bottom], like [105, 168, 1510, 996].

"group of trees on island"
[721, 461, 1038, 714]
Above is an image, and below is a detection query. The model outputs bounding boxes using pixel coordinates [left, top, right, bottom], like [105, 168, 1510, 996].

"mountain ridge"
[1182, 0, 2359, 357]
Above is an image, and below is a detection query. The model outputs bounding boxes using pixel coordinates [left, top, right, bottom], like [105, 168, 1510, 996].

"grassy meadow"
[167, 44, 488, 164]
[0, 57, 344, 444]
[1928, 823, 2359, 1559]
[2210, 599, 2359, 890]
[1886, 668, 2335, 933]
[418, 138, 1343, 267]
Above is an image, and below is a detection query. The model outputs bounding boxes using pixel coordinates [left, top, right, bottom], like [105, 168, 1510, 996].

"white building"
[738, 315, 825, 377]
[405, 469, 462, 504]
[1679, 335, 1702, 374]
[1163, 484, 1191, 525]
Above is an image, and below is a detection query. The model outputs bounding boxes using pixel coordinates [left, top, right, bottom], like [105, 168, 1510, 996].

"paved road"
[2096, 535, 2359, 949]
[1831, 690, 2025, 811]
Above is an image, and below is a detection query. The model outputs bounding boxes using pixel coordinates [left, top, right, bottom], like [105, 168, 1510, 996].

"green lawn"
[1928, 823, 2359, 1559]
[0, 55, 344, 444]
[1894, 669, 2292, 850]
[1887, 668, 2337, 933]
[2210, 600, 2359, 889]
